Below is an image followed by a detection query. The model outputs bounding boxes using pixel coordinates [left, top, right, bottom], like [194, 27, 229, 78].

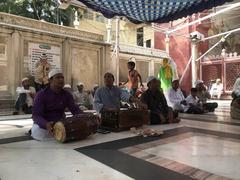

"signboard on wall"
[28, 42, 61, 75]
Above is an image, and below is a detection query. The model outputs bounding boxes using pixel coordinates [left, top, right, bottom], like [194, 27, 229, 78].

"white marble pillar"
[165, 34, 170, 54]
[115, 17, 120, 85]
[73, 10, 79, 29]
[191, 40, 198, 87]
[106, 19, 112, 43]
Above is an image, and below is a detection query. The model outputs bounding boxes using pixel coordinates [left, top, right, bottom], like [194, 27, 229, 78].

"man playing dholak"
[94, 72, 146, 114]
[34, 53, 51, 92]
[140, 76, 180, 124]
[31, 69, 84, 141]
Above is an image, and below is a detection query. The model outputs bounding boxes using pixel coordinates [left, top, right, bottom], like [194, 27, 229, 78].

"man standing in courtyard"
[34, 53, 51, 91]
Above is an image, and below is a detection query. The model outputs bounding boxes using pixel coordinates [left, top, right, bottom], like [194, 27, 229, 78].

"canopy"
[78, 0, 233, 23]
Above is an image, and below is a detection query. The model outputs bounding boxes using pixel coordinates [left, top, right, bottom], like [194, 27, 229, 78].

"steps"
[0, 93, 15, 116]
[220, 93, 232, 100]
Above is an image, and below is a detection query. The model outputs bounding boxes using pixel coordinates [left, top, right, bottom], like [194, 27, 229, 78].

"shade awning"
[77, 0, 233, 23]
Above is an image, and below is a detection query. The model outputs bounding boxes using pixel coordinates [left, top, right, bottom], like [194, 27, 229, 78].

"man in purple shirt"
[31, 69, 82, 140]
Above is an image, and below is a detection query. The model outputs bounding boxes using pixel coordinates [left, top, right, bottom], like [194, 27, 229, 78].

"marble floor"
[144, 135, 240, 179]
[1, 100, 240, 180]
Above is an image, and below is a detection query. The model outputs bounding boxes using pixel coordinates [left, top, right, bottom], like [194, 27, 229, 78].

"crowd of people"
[13, 53, 240, 140]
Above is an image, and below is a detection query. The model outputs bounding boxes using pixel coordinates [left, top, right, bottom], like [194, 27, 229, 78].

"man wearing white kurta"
[73, 82, 93, 110]
[168, 79, 186, 112]
[210, 79, 223, 99]
[15, 78, 36, 114]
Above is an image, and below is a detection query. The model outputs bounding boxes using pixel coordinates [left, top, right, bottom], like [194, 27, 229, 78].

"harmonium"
[101, 108, 150, 131]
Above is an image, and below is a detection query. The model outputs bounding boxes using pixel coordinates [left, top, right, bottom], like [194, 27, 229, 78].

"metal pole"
[180, 32, 231, 84]
[201, 27, 240, 41]
[180, 56, 192, 84]
[195, 33, 231, 62]
[167, 2, 240, 34]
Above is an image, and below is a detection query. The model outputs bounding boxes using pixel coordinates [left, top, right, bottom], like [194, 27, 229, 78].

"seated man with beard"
[140, 76, 180, 124]
[14, 77, 36, 114]
[168, 79, 186, 112]
[195, 80, 218, 112]
[94, 72, 145, 114]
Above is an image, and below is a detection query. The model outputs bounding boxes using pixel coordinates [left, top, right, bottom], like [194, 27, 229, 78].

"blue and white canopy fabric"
[78, 0, 233, 23]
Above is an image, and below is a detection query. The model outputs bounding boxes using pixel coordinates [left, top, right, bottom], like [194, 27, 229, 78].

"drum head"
[53, 122, 66, 143]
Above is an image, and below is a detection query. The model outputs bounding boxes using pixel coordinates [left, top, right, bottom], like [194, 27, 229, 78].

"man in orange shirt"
[123, 60, 143, 97]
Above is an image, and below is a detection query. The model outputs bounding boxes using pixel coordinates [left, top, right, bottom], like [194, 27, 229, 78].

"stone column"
[149, 60, 155, 76]
[62, 38, 71, 84]
[73, 10, 79, 29]
[9, 30, 21, 96]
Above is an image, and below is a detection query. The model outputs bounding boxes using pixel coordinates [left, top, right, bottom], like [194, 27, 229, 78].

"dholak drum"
[53, 114, 99, 143]
[101, 108, 149, 131]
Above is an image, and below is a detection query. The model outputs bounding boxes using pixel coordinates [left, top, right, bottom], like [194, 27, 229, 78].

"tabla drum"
[53, 113, 99, 143]
[101, 108, 149, 131]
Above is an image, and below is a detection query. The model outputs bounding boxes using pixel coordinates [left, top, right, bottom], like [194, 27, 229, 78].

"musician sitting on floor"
[31, 69, 83, 141]
[73, 82, 93, 110]
[167, 79, 186, 112]
[183, 88, 204, 114]
[14, 77, 36, 115]
[140, 76, 180, 124]
[231, 77, 240, 119]
[195, 80, 218, 112]
[93, 72, 146, 114]
[209, 79, 223, 99]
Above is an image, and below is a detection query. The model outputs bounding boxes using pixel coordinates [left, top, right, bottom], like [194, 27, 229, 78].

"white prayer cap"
[48, 69, 63, 79]
[172, 78, 179, 82]
[146, 76, 157, 85]
[21, 77, 29, 82]
[77, 82, 84, 86]
[40, 53, 48, 60]
[128, 57, 136, 63]
[63, 84, 71, 89]
[93, 84, 99, 88]
[195, 80, 204, 86]
[216, 78, 221, 82]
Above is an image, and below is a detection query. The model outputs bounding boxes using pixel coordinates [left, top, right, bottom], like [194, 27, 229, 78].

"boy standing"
[124, 60, 143, 97]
